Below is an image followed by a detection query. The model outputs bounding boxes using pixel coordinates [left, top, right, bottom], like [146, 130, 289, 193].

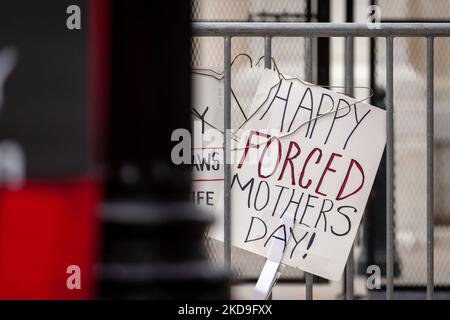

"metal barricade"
[192, 22, 450, 300]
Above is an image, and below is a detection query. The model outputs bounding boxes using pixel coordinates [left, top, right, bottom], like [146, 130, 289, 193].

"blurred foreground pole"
[99, 0, 229, 299]
[0, 1, 99, 299]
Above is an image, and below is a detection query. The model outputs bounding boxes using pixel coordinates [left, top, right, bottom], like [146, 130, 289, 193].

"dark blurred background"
[0, 0, 228, 299]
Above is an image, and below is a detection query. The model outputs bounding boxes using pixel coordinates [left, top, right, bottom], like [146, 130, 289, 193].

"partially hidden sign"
[191, 69, 224, 232]
[192, 68, 386, 281]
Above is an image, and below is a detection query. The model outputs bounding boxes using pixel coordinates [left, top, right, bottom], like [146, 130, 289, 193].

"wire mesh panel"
[374, 0, 450, 288]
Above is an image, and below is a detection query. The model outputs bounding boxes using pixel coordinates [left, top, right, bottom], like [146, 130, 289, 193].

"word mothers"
[0, 47, 25, 188]
[232, 173, 356, 237]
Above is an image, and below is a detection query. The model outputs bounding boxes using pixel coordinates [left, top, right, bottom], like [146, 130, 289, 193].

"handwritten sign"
[207, 69, 386, 281]
[191, 70, 225, 237]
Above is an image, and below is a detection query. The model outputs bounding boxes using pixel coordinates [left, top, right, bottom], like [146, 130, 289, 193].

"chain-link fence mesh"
[374, 0, 450, 287]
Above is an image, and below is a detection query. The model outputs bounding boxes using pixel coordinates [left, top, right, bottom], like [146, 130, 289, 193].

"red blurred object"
[0, 179, 101, 299]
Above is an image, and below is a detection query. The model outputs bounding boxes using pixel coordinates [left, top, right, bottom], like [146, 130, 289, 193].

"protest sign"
[207, 68, 386, 281]
[191, 70, 224, 221]
[191, 66, 264, 235]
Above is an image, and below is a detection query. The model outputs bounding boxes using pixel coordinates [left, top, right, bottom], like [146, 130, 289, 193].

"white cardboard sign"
[192, 68, 386, 281]
[215, 69, 385, 281]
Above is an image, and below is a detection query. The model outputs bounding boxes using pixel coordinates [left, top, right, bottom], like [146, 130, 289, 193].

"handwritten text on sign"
[208, 69, 386, 281]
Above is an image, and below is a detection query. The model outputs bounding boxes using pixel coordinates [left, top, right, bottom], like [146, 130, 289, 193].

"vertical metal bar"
[386, 36, 394, 300]
[264, 36, 272, 69]
[344, 36, 354, 300]
[223, 36, 232, 272]
[426, 36, 435, 300]
[305, 36, 314, 301]
[264, 36, 272, 301]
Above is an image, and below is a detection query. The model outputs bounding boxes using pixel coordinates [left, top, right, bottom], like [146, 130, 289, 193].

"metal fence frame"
[192, 22, 450, 300]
